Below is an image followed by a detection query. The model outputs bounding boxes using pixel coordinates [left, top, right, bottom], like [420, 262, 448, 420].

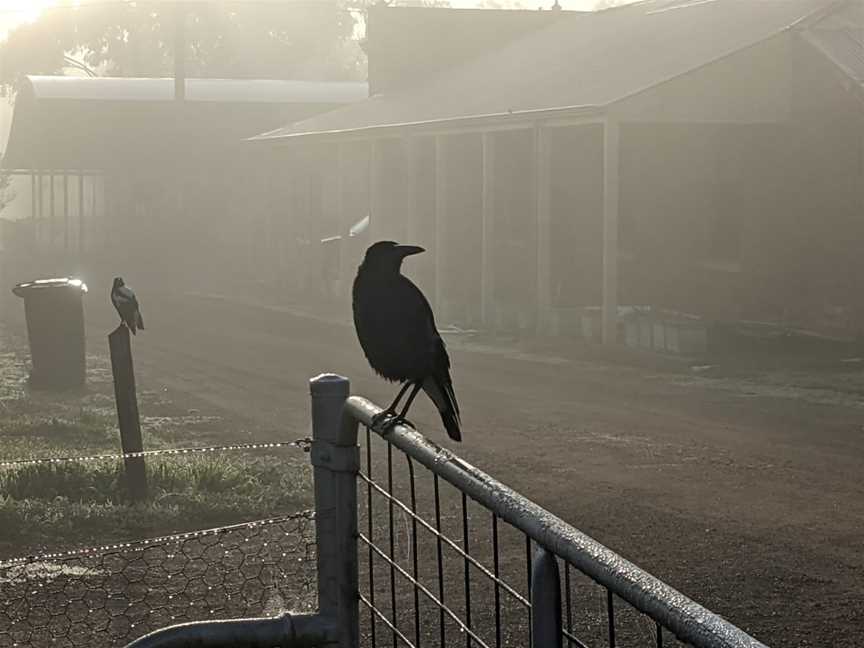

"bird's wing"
[421, 333, 460, 440]
[113, 286, 138, 304]
[410, 279, 453, 375]
[385, 277, 461, 440]
[120, 286, 139, 306]
[394, 276, 447, 353]
[398, 276, 441, 339]
[111, 290, 131, 314]
[422, 372, 461, 441]
[111, 286, 141, 330]
[415, 279, 460, 437]
[400, 276, 461, 433]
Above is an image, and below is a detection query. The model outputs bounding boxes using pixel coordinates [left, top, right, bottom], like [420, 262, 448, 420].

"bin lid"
[12, 277, 88, 298]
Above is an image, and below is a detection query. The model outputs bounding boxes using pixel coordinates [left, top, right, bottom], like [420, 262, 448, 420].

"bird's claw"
[390, 415, 415, 430]
[371, 410, 395, 431]
[371, 411, 415, 433]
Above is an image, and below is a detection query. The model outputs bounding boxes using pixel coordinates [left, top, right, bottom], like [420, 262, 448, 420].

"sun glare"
[0, 0, 58, 22]
[0, 1, 74, 41]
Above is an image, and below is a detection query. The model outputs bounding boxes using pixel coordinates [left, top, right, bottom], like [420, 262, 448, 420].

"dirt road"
[10, 290, 863, 646]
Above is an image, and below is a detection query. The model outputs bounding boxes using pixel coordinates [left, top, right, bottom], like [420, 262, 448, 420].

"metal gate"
[123, 373, 769, 647]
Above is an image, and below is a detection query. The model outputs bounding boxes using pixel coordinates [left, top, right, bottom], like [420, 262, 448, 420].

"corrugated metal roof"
[26, 76, 368, 104]
[257, 0, 834, 140]
[2, 76, 368, 169]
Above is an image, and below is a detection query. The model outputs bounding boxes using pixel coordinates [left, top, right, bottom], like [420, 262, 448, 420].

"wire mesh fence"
[0, 439, 317, 647]
[0, 511, 317, 648]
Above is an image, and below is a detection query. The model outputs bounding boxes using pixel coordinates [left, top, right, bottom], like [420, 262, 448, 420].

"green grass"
[0, 455, 310, 556]
[0, 404, 116, 456]
[4, 411, 113, 440]
[0, 328, 312, 559]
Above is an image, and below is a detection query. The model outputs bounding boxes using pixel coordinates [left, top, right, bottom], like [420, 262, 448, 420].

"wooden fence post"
[309, 373, 359, 648]
[108, 325, 148, 501]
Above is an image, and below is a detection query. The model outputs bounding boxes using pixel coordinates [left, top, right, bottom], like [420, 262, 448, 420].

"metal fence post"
[531, 547, 563, 648]
[310, 374, 359, 648]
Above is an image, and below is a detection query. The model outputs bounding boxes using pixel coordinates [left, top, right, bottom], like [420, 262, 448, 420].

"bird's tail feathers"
[422, 375, 461, 442]
[137, 311, 145, 331]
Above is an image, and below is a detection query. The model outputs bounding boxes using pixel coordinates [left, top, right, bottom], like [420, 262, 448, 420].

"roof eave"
[248, 103, 607, 144]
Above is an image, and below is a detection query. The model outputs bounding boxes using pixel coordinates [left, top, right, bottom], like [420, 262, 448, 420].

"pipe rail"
[123, 612, 336, 648]
[345, 394, 768, 648]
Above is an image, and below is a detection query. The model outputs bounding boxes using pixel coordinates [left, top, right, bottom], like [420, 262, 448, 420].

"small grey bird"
[111, 277, 144, 335]
[352, 241, 461, 441]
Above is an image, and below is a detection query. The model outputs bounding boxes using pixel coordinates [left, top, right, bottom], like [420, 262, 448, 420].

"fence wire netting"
[0, 511, 317, 648]
[0, 439, 311, 470]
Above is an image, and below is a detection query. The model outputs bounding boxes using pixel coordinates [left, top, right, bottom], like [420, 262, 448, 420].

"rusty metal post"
[309, 374, 359, 648]
[109, 325, 148, 501]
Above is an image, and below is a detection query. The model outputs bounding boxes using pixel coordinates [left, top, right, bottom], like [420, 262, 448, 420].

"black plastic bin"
[12, 277, 88, 390]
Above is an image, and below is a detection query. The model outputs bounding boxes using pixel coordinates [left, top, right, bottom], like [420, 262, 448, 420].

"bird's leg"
[387, 382, 414, 412]
[371, 382, 413, 429]
[396, 383, 422, 421]
[380, 383, 422, 432]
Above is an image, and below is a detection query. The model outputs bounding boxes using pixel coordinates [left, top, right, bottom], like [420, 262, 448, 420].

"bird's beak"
[396, 245, 425, 258]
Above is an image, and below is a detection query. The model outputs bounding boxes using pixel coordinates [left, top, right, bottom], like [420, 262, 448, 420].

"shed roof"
[257, 0, 834, 141]
[2, 76, 367, 170]
[25, 76, 368, 104]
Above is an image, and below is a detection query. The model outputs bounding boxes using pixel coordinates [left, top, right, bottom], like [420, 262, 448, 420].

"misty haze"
[0, 1, 861, 647]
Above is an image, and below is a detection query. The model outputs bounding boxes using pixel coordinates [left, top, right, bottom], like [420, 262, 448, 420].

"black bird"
[352, 241, 461, 441]
[111, 277, 144, 335]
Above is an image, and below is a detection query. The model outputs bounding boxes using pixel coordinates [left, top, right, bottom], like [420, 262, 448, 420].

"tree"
[0, 0, 366, 95]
